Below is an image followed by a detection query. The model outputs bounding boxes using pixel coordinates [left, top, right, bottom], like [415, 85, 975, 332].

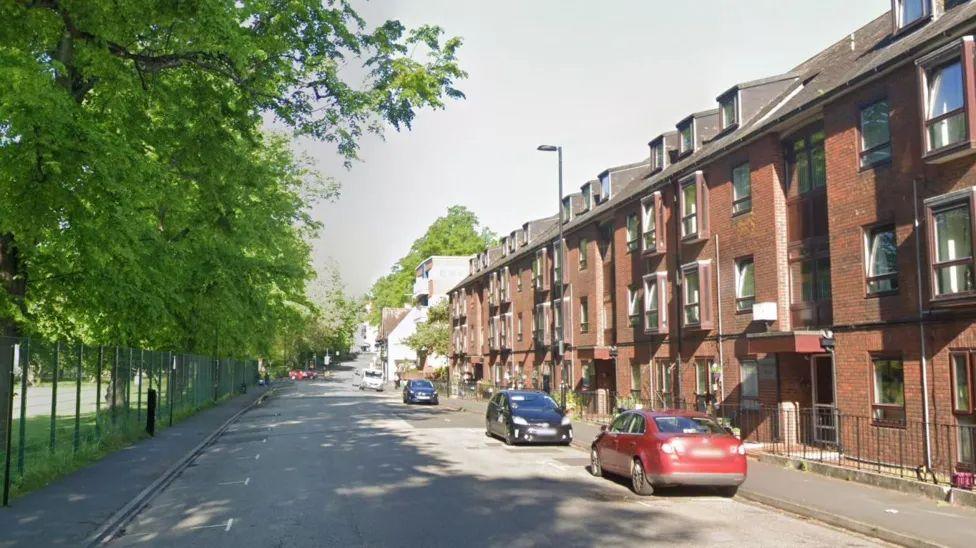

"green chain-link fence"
[0, 336, 259, 504]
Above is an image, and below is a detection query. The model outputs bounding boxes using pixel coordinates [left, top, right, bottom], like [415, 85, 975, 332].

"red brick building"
[450, 1, 976, 475]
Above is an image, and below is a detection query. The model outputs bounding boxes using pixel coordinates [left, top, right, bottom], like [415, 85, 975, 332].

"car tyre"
[590, 447, 603, 477]
[485, 419, 493, 439]
[717, 486, 738, 498]
[631, 458, 655, 496]
[504, 428, 515, 446]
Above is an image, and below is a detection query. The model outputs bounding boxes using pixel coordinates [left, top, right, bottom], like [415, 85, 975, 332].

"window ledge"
[866, 289, 899, 299]
[871, 419, 907, 430]
[931, 291, 976, 308]
[735, 308, 753, 316]
[731, 208, 752, 219]
[641, 247, 664, 257]
[923, 139, 976, 164]
[681, 234, 708, 244]
[858, 157, 892, 173]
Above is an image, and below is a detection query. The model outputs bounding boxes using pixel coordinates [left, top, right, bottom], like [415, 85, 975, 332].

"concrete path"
[0, 387, 269, 547]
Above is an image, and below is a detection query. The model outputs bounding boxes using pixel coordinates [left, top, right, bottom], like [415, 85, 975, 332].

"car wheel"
[504, 428, 515, 446]
[631, 458, 655, 496]
[485, 419, 493, 439]
[590, 447, 603, 477]
[717, 486, 738, 498]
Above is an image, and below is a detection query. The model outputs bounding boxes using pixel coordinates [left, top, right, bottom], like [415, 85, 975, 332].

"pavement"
[0, 386, 269, 547]
[101, 355, 886, 547]
[447, 394, 976, 548]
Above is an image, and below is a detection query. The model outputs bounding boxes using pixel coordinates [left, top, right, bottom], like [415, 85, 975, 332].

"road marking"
[245, 477, 250, 486]
[262, 438, 267, 443]
[255, 453, 261, 460]
[546, 461, 568, 472]
[191, 519, 233, 531]
[226, 518, 234, 532]
[636, 501, 654, 508]
[218, 477, 250, 486]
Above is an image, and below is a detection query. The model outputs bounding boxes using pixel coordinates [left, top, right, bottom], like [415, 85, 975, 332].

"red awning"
[747, 331, 825, 354]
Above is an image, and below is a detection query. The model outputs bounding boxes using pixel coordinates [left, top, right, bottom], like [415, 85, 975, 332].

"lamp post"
[537, 144, 565, 405]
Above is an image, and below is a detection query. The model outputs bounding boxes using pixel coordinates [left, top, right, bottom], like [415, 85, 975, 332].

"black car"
[402, 379, 439, 405]
[485, 390, 572, 445]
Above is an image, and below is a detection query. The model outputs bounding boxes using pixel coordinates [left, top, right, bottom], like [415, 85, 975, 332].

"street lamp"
[538, 144, 565, 404]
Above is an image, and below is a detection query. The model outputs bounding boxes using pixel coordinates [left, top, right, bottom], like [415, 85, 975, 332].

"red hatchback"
[590, 409, 746, 496]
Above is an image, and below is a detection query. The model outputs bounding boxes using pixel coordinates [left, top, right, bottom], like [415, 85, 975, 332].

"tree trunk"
[0, 234, 26, 337]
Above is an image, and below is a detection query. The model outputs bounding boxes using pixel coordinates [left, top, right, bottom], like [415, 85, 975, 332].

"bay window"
[735, 257, 755, 312]
[860, 99, 892, 167]
[872, 357, 906, 425]
[865, 225, 899, 295]
[917, 37, 976, 161]
[732, 162, 751, 215]
[927, 194, 976, 299]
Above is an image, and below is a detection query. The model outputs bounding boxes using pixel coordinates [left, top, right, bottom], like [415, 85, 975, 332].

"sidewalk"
[447, 395, 976, 548]
[0, 386, 270, 548]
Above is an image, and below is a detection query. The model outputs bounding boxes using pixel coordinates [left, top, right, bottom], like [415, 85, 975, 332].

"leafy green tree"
[403, 300, 450, 367]
[369, 205, 494, 324]
[0, 1, 466, 357]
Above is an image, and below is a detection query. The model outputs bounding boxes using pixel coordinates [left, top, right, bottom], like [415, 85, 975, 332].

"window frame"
[679, 171, 709, 241]
[581, 183, 592, 212]
[681, 260, 714, 330]
[891, 0, 932, 34]
[641, 191, 666, 255]
[695, 359, 713, 397]
[579, 296, 589, 333]
[642, 272, 667, 334]
[870, 355, 907, 427]
[627, 284, 641, 327]
[916, 37, 976, 162]
[678, 120, 695, 157]
[951, 351, 974, 415]
[735, 256, 756, 313]
[630, 362, 642, 396]
[626, 213, 640, 252]
[517, 312, 523, 342]
[863, 224, 899, 296]
[649, 137, 667, 173]
[579, 238, 588, 270]
[731, 161, 752, 216]
[719, 92, 739, 132]
[924, 188, 976, 303]
[740, 360, 759, 402]
[858, 98, 893, 169]
[562, 196, 573, 223]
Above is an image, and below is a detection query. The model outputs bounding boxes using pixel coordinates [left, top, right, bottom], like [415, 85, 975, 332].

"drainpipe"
[673, 182, 683, 404]
[715, 233, 725, 405]
[913, 179, 934, 470]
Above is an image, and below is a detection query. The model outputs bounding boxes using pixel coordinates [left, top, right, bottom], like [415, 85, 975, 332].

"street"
[111, 354, 882, 547]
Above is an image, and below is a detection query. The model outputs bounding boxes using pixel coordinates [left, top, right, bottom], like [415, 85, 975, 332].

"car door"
[617, 413, 646, 473]
[486, 394, 500, 433]
[498, 395, 512, 436]
[602, 413, 633, 473]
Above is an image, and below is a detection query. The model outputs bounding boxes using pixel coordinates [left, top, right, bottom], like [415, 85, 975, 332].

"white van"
[361, 369, 384, 391]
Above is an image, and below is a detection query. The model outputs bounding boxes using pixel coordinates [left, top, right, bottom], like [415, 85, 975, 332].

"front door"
[811, 355, 838, 444]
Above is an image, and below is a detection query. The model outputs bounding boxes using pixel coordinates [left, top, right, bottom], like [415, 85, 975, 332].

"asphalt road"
[111, 354, 883, 547]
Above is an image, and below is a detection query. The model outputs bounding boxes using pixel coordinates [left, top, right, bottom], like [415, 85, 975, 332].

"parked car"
[402, 379, 439, 405]
[485, 390, 572, 446]
[289, 369, 307, 381]
[360, 369, 384, 391]
[304, 369, 318, 380]
[589, 409, 746, 497]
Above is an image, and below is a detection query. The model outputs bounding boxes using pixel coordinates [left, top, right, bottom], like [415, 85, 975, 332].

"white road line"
[225, 518, 234, 532]
[245, 477, 250, 486]
[218, 477, 251, 486]
[546, 461, 568, 472]
[255, 453, 261, 460]
[636, 501, 654, 508]
[262, 438, 267, 443]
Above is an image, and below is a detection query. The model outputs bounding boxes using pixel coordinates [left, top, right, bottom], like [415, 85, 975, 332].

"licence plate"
[417, 394, 429, 398]
[531, 428, 557, 436]
[691, 448, 724, 458]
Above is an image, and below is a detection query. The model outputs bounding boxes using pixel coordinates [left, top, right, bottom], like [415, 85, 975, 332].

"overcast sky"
[301, 0, 889, 296]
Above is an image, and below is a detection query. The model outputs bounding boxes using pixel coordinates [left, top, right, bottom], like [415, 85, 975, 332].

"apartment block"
[451, 1, 976, 474]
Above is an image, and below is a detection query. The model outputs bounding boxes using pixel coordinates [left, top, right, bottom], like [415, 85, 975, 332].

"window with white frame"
[626, 213, 640, 252]
[684, 266, 701, 325]
[599, 173, 612, 202]
[924, 59, 967, 152]
[682, 181, 698, 237]
[579, 297, 589, 333]
[865, 225, 898, 294]
[720, 94, 738, 130]
[650, 140, 666, 172]
[735, 257, 755, 312]
[579, 238, 588, 270]
[552, 241, 564, 285]
[642, 273, 666, 333]
[627, 285, 641, 326]
[517, 313, 523, 342]
[872, 357, 905, 424]
[641, 197, 656, 251]
[562, 196, 573, 223]
[679, 122, 694, 155]
[581, 184, 592, 211]
[894, 0, 930, 30]
[695, 359, 712, 396]
[732, 162, 751, 215]
[931, 199, 975, 297]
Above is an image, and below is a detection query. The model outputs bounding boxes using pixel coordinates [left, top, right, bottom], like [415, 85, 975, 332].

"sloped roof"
[378, 308, 409, 341]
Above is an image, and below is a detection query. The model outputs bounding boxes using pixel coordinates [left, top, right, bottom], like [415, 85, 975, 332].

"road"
[111, 354, 882, 547]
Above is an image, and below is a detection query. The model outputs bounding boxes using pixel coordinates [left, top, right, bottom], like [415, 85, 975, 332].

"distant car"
[288, 369, 306, 381]
[402, 379, 438, 405]
[360, 369, 384, 391]
[304, 369, 318, 380]
[485, 390, 572, 446]
[590, 409, 746, 497]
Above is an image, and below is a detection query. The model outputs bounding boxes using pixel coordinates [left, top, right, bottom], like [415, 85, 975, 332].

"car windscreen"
[410, 380, 433, 389]
[653, 416, 726, 435]
[509, 394, 559, 411]
[365, 371, 382, 378]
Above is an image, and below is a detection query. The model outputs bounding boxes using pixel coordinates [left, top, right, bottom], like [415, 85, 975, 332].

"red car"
[288, 369, 307, 380]
[590, 409, 746, 497]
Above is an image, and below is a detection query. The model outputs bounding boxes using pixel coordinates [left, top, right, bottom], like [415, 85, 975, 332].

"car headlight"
[561, 415, 572, 426]
[432, 391, 438, 396]
[512, 416, 528, 426]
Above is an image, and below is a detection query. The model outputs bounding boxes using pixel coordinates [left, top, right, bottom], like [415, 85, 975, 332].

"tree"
[0, 1, 466, 356]
[368, 205, 494, 324]
[403, 300, 450, 367]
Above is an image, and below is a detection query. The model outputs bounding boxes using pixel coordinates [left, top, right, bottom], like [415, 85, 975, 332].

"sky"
[301, 0, 890, 296]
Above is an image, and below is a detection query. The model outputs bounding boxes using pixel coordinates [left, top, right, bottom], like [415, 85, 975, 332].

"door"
[602, 413, 633, 472]
[487, 394, 502, 435]
[811, 355, 838, 444]
[617, 414, 646, 474]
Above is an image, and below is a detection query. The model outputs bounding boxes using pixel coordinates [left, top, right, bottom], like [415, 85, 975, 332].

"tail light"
[660, 442, 676, 455]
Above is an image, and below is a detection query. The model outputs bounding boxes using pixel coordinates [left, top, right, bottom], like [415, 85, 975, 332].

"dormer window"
[678, 121, 694, 156]
[581, 184, 592, 212]
[719, 93, 738, 131]
[562, 196, 573, 222]
[893, 0, 930, 31]
[599, 173, 612, 202]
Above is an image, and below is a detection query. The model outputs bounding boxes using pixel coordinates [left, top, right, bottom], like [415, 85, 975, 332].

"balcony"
[412, 278, 431, 298]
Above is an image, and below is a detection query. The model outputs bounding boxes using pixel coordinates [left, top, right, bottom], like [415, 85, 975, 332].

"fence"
[0, 335, 260, 504]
